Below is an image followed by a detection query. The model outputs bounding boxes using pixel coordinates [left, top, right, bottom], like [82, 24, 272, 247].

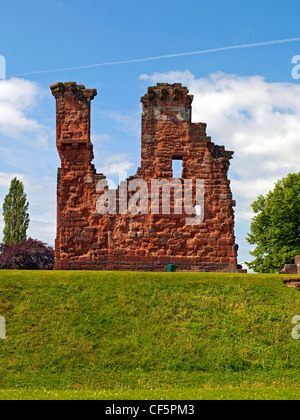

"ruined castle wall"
[51, 82, 242, 272]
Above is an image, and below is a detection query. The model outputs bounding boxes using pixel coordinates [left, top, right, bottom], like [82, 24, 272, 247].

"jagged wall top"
[141, 83, 193, 122]
[141, 83, 193, 106]
[50, 82, 97, 102]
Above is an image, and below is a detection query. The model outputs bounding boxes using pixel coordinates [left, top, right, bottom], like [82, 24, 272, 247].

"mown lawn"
[0, 270, 299, 400]
[0, 387, 300, 400]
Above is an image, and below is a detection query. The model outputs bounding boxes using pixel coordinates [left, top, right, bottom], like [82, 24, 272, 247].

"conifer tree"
[2, 178, 30, 245]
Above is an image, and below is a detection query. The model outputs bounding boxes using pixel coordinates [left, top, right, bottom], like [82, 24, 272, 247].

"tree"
[0, 238, 54, 270]
[2, 178, 30, 245]
[246, 173, 300, 273]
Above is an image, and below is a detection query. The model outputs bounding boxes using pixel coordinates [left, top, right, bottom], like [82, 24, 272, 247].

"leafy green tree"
[247, 173, 300, 273]
[2, 178, 30, 245]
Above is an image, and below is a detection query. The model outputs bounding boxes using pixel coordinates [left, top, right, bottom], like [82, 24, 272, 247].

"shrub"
[0, 238, 54, 270]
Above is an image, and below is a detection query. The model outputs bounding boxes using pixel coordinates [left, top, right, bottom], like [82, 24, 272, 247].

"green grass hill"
[0, 270, 300, 400]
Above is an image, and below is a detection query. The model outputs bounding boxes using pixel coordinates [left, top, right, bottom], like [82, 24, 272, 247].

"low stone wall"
[278, 256, 300, 274]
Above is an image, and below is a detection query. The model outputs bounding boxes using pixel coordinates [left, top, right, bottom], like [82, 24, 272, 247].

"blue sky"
[1, 0, 300, 265]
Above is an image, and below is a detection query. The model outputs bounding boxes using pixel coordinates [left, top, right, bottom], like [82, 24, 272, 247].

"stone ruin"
[51, 81, 245, 272]
[278, 255, 300, 275]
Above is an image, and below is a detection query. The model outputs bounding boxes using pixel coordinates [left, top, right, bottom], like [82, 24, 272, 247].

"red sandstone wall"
[51, 82, 242, 272]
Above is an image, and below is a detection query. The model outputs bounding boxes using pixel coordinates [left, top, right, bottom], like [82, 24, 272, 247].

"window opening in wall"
[172, 158, 183, 179]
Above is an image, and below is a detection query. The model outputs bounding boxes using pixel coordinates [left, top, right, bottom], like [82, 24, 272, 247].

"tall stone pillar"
[51, 82, 97, 269]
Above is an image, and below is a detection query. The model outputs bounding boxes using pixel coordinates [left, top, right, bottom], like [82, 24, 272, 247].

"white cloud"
[52, 0, 65, 9]
[0, 172, 23, 188]
[0, 78, 55, 245]
[100, 154, 135, 177]
[99, 110, 140, 137]
[92, 133, 112, 143]
[0, 78, 49, 145]
[141, 71, 300, 223]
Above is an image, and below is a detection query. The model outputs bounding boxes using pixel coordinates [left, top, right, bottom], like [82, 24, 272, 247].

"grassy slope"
[0, 270, 300, 399]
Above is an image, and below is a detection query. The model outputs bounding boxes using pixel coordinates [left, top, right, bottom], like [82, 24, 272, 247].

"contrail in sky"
[10, 37, 300, 77]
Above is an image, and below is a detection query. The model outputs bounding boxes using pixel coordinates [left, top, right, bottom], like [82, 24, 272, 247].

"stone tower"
[51, 81, 244, 272]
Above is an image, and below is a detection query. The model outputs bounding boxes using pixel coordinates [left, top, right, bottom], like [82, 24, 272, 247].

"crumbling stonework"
[51, 81, 244, 272]
[278, 255, 300, 275]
